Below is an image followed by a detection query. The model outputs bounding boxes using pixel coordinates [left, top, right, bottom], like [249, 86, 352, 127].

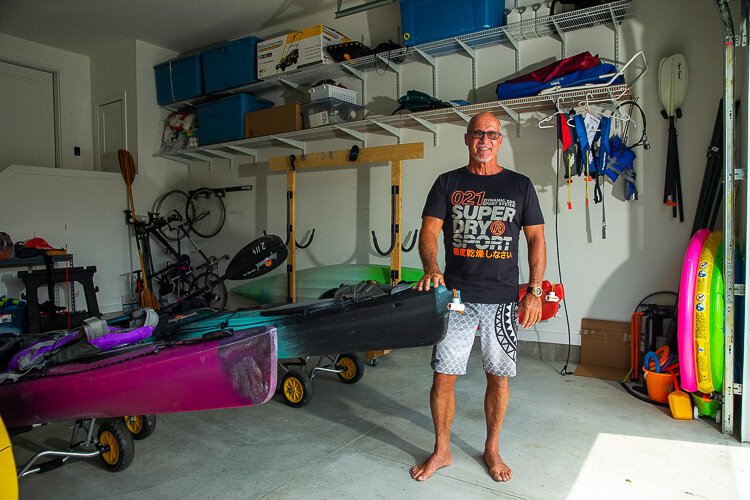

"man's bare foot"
[483, 450, 512, 482]
[410, 450, 453, 481]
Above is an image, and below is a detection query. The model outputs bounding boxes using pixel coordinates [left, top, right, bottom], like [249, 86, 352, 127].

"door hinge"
[734, 383, 743, 395]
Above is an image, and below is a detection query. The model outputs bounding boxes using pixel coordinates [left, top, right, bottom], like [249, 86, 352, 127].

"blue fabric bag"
[496, 63, 623, 100]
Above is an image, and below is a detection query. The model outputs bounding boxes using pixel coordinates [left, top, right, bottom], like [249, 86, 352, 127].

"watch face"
[530, 286, 542, 297]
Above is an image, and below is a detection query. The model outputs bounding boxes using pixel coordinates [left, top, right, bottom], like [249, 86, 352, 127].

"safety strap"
[573, 114, 592, 206]
[597, 116, 612, 175]
[558, 113, 575, 210]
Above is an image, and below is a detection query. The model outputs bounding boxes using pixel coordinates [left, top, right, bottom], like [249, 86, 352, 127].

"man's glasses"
[468, 130, 502, 141]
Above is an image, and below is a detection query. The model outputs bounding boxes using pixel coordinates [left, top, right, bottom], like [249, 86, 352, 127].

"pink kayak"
[0, 326, 277, 428]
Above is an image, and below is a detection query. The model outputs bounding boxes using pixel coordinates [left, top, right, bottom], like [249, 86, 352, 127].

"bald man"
[412, 112, 546, 482]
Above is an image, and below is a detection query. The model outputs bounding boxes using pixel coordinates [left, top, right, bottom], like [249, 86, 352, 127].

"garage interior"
[1, 0, 750, 498]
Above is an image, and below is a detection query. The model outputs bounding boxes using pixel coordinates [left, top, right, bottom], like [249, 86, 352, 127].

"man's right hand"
[415, 271, 445, 291]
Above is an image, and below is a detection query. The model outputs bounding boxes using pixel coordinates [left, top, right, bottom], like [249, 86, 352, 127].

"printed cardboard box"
[257, 25, 350, 79]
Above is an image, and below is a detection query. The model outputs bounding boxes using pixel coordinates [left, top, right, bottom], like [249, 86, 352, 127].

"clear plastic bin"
[302, 97, 363, 128]
[308, 85, 359, 105]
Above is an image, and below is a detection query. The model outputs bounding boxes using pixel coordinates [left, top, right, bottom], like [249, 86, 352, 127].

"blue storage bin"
[202, 36, 262, 94]
[400, 0, 505, 47]
[0, 302, 25, 335]
[154, 54, 203, 106]
[197, 94, 273, 145]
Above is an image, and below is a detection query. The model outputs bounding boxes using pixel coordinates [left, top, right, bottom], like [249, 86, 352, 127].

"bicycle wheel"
[153, 190, 190, 241]
[193, 271, 227, 310]
[187, 188, 226, 238]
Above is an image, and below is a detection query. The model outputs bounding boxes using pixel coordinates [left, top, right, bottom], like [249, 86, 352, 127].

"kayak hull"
[0, 326, 277, 428]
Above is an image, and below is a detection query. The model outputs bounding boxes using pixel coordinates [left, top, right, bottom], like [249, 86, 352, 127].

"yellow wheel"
[281, 370, 311, 408]
[123, 415, 157, 440]
[97, 420, 134, 472]
[99, 430, 120, 465]
[336, 353, 364, 384]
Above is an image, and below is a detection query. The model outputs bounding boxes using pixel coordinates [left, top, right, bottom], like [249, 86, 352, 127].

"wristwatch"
[527, 286, 543, 298]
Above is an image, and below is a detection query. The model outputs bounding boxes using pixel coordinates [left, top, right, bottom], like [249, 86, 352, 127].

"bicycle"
[153, 185, 253, 241]
[126, 210, 229, 310]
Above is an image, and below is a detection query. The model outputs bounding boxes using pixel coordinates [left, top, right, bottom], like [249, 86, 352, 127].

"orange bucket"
[643, 369, 675, 403]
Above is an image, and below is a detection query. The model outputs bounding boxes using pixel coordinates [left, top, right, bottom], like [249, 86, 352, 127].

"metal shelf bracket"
[272, 136, 307, 152]
[370, 119, 402, 143]
[411, 115, 438, 146]
[334, 125, 367, 144]
[278, 78, 308, 93]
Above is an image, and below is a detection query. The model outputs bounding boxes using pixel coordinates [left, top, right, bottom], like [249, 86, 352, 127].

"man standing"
[411, 111, 546, 482]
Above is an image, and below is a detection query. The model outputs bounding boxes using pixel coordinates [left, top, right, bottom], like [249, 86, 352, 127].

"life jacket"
[605, 136, 638, 201]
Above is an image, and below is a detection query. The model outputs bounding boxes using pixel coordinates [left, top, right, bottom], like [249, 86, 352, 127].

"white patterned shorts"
[431, 302, 518, 377]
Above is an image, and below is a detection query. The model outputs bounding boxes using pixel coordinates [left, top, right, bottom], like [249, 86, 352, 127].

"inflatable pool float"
[694, 230, 722, 394]
[709, 240, 725, 393]
[678, 229, 710, 393]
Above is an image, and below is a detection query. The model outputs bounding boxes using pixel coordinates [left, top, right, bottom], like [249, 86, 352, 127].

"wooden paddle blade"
[118, 149, 136, 186]
[140, 287, 161, 311]
[226, 234, 288, 281]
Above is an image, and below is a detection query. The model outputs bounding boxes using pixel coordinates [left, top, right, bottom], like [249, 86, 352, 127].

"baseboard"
[518, 339, 580, 364]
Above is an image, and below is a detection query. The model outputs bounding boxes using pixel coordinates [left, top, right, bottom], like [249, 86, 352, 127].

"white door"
[0, 60, 57, 169]
[96, 99, 125, 173]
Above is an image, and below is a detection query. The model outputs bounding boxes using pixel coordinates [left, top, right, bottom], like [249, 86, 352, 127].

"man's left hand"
[517, 294, 542, 329]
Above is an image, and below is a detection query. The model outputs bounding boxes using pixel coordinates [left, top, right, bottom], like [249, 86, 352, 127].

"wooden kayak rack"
[268, 142, 425, 365]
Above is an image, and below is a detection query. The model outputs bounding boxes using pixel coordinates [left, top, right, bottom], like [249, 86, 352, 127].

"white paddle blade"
[659, 54, 688, 116]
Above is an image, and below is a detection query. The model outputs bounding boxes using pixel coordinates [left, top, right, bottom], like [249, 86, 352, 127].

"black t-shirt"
[422, 166, 544, 303]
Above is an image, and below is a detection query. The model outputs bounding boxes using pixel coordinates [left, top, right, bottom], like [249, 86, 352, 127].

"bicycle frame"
[125, 211, 226, 303]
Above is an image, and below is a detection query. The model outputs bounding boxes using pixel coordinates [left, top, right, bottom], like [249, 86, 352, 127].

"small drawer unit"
[202, 36, 262, 94]
[302, 97, 363, 128]
[154, 54, 204, 106]
[197, 94, 272, 145]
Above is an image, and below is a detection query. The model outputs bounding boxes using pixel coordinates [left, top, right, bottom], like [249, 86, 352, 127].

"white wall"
[0, 0, 740, 345]
[179, 0, 736, 346]
[0, 33, 92, 170]
[0, 36, 188, 314]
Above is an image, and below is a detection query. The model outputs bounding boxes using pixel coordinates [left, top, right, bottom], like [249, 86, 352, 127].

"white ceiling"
[0, 0, 343, 56]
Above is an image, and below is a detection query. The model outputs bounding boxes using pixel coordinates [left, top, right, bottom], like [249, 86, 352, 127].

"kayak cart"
[14, 415, 155, 477]
[278, 353, 364, 408]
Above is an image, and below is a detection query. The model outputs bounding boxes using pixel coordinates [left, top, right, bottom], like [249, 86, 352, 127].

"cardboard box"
[575, 318, 631, 381]
[244, 102, 303, 138]
[257, 25, 350, 79]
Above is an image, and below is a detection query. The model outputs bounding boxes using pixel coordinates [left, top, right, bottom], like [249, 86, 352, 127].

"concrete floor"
[11, 344, 750, 499]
